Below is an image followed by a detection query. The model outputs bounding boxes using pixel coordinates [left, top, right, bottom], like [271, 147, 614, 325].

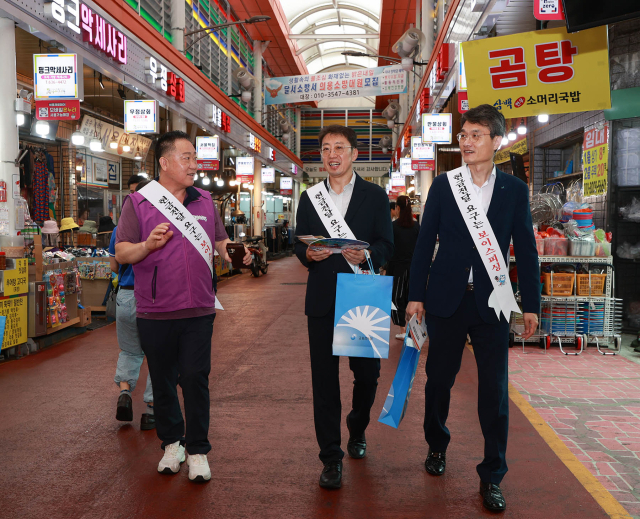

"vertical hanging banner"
[534, 0, 565, 20]
[411, 137, 435, 171]
[263, 65, 407, 105]
[461, 26, 610, 118]
[422, 113, 453, 144]
[33, 54, 78, 100]
[236, 157, 254, 183]
[280, 177, 293, 195]
[582, 125, 609, 197]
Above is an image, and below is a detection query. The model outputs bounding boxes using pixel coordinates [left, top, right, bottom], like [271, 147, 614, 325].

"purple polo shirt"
[116, 185, 228, 320]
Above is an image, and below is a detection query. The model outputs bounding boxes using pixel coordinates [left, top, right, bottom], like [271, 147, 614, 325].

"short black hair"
[135, 179, 152, 192]
[460, 104, 506, 138]
[155, 130, 191, 169]
[318, 125, 358, 150]
[389, 202, 397, 210]
[128, 174, 146, 187]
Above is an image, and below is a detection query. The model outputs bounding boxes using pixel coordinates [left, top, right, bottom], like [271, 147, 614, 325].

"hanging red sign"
[35, 99, 81, 120]
[411, 160, 435, 171]
[197, 160, 219, 171]
[436, 44, 452, 82]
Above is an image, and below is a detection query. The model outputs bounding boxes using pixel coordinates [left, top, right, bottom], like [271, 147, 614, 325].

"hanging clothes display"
[32, 158, 49, 223]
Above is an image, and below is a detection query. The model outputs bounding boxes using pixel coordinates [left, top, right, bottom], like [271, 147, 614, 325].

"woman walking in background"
[387, 195, 420, 339]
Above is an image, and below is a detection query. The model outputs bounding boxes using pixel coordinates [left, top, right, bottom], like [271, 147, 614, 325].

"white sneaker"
[157, 441, 185, 474]
[395, 333, 406, 340]
[187, 454, 211, 482]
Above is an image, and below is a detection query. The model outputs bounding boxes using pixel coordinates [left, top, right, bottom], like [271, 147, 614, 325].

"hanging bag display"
[332, 252, 393, 359]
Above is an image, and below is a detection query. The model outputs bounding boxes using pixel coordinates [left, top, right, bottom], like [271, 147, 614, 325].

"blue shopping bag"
[378, 327, 422, 428]
[332, 256, 392, 359]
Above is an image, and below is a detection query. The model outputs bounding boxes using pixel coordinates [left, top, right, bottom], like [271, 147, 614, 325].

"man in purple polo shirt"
[115, 131, 250, 483]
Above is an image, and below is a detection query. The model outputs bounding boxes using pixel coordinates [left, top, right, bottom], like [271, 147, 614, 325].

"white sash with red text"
[138, 180, 223, 310]
[446, 166, 520, 321]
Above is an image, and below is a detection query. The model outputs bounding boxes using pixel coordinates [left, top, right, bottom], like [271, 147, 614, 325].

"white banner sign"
[261, 167, 275, 183]
[400, 158, 413, 176]
[79, 115, 152, 162]
[411, 136, 435, 160]
[422, 113, 453, 144]
[33, 54, 78, 100]
[264, 65, 408, 105]
[124, 100, 157, 133]
[391, 172, 405, 187]
[236, 157, 254, 177]
[280, 177, 293, 190]
[196, 136, 219, 160]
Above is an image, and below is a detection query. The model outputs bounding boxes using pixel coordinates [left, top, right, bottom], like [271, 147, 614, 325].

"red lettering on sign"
[488, 47, 527, 89]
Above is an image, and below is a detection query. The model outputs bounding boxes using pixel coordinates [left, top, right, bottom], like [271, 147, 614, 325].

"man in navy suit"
[295, 125, 393, 490]
[406, 104, 540, 512]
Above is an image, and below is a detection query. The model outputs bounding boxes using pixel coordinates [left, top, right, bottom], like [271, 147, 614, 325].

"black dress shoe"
[140, 413, 156, 430]
[319, 461, 342, 489]
[424, 450, 446, 476]
[346, 415, 366, 459]
[480, 481, 506, 512]
[116, 393, 133, 422]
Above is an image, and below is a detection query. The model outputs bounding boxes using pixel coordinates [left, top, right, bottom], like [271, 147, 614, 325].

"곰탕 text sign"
[461, 26, 610, 119]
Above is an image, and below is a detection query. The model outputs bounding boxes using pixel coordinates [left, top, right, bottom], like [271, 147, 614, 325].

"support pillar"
[295, 108, 301, 157]
[292, 179, 300, 229]
[0, 19, 19, 235]
[421, 0, 434, 62]
[253, 41, 269, 124]
[170, 0, 186, 53]
[252, 157, 263, 239]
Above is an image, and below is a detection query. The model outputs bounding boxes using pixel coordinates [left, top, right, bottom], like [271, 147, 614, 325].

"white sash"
[138, 180, 223, 310]
[307, 179, 359, 273]
[446, 167, 520, 321]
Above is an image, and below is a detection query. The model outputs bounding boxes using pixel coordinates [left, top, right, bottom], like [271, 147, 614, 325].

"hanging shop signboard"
[391, 172, 405, 187]
[304, 162, 390, 177]
[247, 133, 262, 153]
[0, 295, 28, 350]
[108, 162, 119, 184]
[411, 137, 435, 171]
[461, 26, 610, 119]
[458, 91, 469, 114]
[196, 136, 219, 170]
[79, 115, 152, 161]
[44, 1, 127, 65]
[144, 57, 185, 103]
[236, 157, 254, 183]
[264, 65, 408, 105]
[261, 167, 275, 183]
[582, 125, 609, 197]
[280, 176, 293, 195]
[35, 99, 81, 120]
[124, 100, 157, 134]
[33, 54, 78, 100]
[422, 113, 452, 144]
[458, 43, 467, 91]
[534, 0, 565, 20]
[400, 158, 413, 176]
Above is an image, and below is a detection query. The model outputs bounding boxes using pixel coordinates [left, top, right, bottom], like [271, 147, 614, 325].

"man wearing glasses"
[406, 104, 540, 512]
[295, 125, 393, 490]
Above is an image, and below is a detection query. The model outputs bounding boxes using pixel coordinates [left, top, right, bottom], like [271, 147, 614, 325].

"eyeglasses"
[320, 145, 353, 156]
[456, 132, 491, 143]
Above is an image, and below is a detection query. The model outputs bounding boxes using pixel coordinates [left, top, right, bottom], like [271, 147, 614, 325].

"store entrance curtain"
[332, 271, 392, 359]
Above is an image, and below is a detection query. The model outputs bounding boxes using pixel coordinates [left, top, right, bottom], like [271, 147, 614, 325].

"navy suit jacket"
[408, 168, 541, 324]
[295, 173, 394, 318]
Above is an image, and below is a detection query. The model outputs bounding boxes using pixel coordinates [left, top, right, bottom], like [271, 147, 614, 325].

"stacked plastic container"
[615, 127, 640, 186]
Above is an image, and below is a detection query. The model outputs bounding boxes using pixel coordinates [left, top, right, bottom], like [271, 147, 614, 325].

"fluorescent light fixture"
[538, 114, 549, 123]
[229, 180, 236, 186]
[71, 128, 85, 146]
[89, 137, 102, 152]
[16, 113, 25, 126]
[76, 164, 83, 171]
[247, 184, 254, 190]
[202, 176, 211, 185]
[501, 136, 509, 146]
[517, 119, 527, 135]
[216, 179, 224, 187]
[508, 129, 517, 141]
[134, 147, 142, 160]
[122, 143, 131, 152]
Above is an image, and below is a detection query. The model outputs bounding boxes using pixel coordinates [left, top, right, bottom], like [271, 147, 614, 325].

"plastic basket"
[543, 272, 575, 296]
[576, 274, 606, 296]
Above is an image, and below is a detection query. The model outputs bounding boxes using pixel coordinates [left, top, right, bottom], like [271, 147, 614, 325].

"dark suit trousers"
[308, 315, 381, 463]
[138, 314, 215, 455]
[424, 291, 510, 484]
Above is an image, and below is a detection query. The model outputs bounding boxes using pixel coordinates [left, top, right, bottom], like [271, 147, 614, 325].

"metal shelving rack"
[509, 255, 622, 355]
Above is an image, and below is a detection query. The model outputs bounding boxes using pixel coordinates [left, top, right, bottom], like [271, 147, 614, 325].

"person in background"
[111, 175, 154, 430]
[390, 201, 399, 221]
[386, 195, 420, 340]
